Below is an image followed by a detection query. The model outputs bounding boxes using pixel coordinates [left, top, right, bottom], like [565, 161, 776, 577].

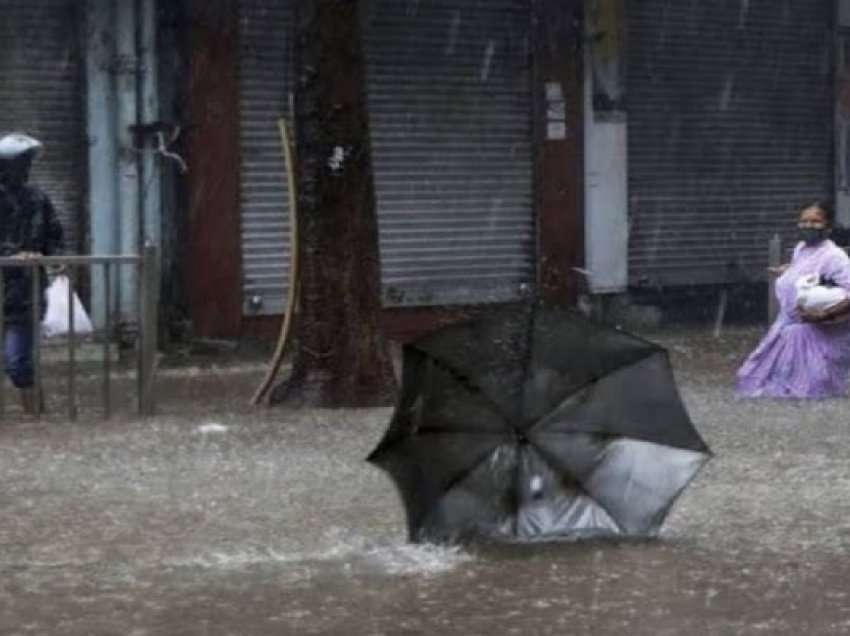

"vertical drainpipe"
[139, 0, 162, 251]
[85, 0, 119, 330]
[116, 0, 140, 322]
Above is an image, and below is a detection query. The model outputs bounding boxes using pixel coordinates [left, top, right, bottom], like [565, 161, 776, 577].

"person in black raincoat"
[0, 133, 64, 414]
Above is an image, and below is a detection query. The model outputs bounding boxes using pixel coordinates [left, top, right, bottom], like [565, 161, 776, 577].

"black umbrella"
[368, 303, 711, 543]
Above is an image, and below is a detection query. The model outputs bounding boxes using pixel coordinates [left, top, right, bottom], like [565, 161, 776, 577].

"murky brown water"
[2, 327, 850, 635]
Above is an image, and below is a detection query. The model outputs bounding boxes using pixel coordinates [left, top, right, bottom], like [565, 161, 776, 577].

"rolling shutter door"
[238, 0, 294, 316]
[627, 0, 833, 286]
[0, 0, 84, 251]
[364, 0, 535, 306]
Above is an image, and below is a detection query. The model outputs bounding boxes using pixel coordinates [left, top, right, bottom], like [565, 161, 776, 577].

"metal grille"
[238, 0, 294, 316]
[237, 0, 535, 313]
[363, 0, 535, 306]
[0, 0, 84, 251]
[627, 0, 833, 286]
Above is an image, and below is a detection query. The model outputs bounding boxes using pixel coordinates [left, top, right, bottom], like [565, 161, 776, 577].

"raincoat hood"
[0, 133, 42, 160]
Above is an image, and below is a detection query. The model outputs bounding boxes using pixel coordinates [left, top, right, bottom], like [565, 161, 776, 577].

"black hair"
[801, 199, 835, 226]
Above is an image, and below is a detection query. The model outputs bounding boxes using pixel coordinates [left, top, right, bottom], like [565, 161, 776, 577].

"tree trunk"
[271, 0, 396, 408]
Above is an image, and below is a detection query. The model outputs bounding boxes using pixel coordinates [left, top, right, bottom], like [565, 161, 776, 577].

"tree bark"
[271, 0, 396, 408]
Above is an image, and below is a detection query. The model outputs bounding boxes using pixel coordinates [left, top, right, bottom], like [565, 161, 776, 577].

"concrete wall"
[583, 106, 628, 293]
[583, 0, 628, 294]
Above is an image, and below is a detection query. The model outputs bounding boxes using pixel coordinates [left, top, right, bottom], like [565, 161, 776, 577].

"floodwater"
[2, 328, 850, 635]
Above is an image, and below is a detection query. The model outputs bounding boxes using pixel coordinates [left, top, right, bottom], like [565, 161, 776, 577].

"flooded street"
[1, 0, 845, 633]
[3, 328, 850, 635]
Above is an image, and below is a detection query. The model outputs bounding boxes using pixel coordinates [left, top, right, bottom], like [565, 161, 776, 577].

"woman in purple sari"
[737, 201, 850, 399]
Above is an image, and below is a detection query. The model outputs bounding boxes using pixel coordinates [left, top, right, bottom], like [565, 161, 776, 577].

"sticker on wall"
[546, 122, 567, 140]
[544, 81, 567, 141]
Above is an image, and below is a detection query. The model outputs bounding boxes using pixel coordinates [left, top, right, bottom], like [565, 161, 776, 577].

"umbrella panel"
[531, 433, 709, 535]
[534, 351, 710, 453]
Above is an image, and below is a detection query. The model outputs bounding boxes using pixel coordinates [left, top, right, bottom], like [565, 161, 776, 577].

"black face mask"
[799, 227, 829, 246]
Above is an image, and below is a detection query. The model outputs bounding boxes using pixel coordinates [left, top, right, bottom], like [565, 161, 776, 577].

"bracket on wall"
[129, 121, 188, 173]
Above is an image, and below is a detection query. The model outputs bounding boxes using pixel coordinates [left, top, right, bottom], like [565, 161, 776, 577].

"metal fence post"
[767, 234, 781, 325]
[139, 243, 159, 416]
[67, 266, 77, 421]
[0, 254, 142, 422]
[103, 262, 112, 419]
[31, 265, 42, 418]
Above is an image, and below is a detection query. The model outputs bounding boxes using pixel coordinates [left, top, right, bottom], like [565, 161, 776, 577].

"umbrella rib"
[417, 428, 509, 436]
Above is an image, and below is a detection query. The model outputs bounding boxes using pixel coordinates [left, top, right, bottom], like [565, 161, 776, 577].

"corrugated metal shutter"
[627, 0, 833, 286]
[364, 0, 535, 306]
[0, 0, 84, 251]
[238, 0, 294, 316]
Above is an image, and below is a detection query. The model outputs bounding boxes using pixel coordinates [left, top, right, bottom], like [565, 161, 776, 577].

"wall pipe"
[139, 0, 162, 250]
[85, 0, 119, 329]
[116, 0, 140, 322]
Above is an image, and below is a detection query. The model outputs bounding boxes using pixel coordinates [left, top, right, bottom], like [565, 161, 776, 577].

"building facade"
[586, 0, 839, 295]
[2, 0, 845, 341]
[186, 0, 581, 339]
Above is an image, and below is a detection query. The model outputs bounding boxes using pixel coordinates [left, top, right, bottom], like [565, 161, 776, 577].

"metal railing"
[0, 244, 159, 420]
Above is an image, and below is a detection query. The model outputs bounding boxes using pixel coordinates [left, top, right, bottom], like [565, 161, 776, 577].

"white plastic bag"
[41, 275, 94, 338]
[795, 273, 847, 313]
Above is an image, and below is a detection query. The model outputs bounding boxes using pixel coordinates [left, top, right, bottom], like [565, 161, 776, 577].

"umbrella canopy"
[368, 303, 711, 543]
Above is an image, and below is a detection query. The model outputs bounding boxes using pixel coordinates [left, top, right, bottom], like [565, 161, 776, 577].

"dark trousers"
[3, 322, 34, 388]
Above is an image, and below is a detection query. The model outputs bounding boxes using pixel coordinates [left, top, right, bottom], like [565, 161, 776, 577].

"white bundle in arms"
[795, 273, 847, 313]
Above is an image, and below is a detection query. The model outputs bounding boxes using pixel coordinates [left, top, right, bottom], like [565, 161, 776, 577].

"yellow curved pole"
[250, 117, 301, 406]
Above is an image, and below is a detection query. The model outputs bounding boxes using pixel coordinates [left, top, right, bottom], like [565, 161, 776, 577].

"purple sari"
[736, 239, 850, 399]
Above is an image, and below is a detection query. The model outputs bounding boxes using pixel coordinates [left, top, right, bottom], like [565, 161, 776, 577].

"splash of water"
[165, 530, 472, 577]
[196, 423, 229, 435]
